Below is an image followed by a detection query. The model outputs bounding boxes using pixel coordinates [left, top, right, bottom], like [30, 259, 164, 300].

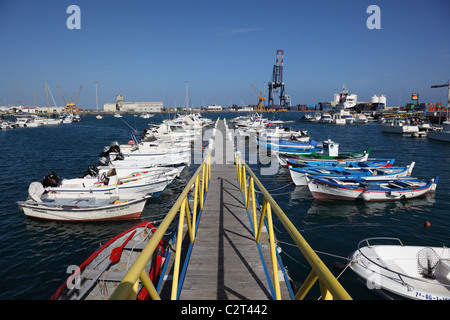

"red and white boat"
[50, 221, 164, 300]
[307, 176, 438, 202]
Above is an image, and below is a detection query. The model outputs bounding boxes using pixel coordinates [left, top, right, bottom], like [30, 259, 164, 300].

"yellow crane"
[58, 85, 82, 114]
[251, 83, 265, 111]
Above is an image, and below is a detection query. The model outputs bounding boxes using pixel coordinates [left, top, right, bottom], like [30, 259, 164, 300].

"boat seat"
[123, 240, 148, 251]
[82, 270, 128, 282]
[389, 181, 416, 189]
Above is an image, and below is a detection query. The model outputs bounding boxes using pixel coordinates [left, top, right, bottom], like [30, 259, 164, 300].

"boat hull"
[18, 196, 149, 221]
[50, 221, 164, 300]
[349, 240, 450, 300]
[307, 177, 437, 202]
[277, 151, 369, 167]
[289, 163, 414, 186]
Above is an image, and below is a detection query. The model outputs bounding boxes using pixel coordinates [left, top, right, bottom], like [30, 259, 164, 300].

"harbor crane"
[251, 83, 265, 111]
[268, 50, 288, 108]
[58, 85, 82, 114]
[431, 80, 450, 108]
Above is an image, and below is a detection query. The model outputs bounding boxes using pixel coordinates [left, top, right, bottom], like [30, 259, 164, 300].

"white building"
[207, 104, 222, 111]
[103, 95, 163, 113]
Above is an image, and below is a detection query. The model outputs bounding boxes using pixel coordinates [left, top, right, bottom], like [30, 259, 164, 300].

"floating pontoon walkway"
[111, 119, 351, 301]
[179, 120, 290, 299]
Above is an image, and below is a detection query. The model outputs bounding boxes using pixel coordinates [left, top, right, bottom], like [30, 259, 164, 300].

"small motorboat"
[286, 158, 395, 169]
[18, 182, 151, 221]
[319, 113, 332, 124]
[257, 137, 322, 155]
[307, 176, 438, 202]
[50, 221, 164, 299]
[31, 167, 177, 200]
[276, 140, 370, 167]
[349, 238, 450, 300]
[289, 162, 415, 186]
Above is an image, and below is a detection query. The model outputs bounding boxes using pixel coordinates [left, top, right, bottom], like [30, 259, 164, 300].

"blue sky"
[1, 0, 449, 109]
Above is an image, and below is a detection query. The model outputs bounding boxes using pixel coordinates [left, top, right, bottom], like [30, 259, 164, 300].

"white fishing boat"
[331, 111, 346, 125]
[61, 114, 75, 123]
[1, 121, 14, 130]
[299, 114, 314, 121]
[50, 221, 164, 300]
[105, 154, 190, 173]
[114, 113, 122, 118]
[349, 238, 450, 300]
[18, 193, 150, 221]
[43, 117, 62, 126]
[428, 120, 450, 142]
[319, 113, 332, 124]
[354, 113, 369, 124]
[289, 162, 415, 186]
[259, 126, 310, 142]
[15, 116, 44, 127]
[100, 140, 191, 159]
[307, 176, 438, 202]
[381, 117, 419, 134]
[143, 122, 200, 142]
[140, 113, 154, 119]
[28, 167, 177, 200]
[341, 110, 355, 124]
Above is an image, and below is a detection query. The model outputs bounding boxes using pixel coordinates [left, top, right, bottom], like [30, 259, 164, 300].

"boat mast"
[45, 81, 50, 117]
[95, 81, 99, 111]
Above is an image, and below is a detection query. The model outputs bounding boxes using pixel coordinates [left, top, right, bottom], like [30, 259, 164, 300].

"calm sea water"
[0, 112, 448, 300]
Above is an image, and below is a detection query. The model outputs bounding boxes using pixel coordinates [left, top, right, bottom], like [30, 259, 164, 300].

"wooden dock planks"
[178, 120, 291, 300]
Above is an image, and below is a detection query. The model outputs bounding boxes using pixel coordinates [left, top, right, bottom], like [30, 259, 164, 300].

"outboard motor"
[42, 171, 61, 188]
[84, 165, 99, 177]
[109, 141, 121, 154]
[99, 146, 110, 157]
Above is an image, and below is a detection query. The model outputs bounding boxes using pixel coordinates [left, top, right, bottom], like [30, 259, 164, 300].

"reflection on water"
[305, 193, 436, 219]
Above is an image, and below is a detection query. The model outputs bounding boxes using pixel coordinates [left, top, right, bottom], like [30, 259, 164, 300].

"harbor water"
[0, 112, 448, 300]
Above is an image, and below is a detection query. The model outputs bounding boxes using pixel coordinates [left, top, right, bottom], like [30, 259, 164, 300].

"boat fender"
[361, 191, 371, 201]
[28, 182, 45, 202]
[113, 199, 128, 205]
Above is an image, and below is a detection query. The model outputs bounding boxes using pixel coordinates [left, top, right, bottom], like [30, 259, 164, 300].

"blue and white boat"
[286, 158, 395, 169]
[276, 140, 371, 167]
[256, 137, 322, 155]
[289, 162, 415, 186]
[307, 176, 438, 202]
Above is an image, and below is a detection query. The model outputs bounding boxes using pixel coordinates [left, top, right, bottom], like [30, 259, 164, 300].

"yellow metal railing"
[110, 155, 211, 300]
[235, 153, 352, 300]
